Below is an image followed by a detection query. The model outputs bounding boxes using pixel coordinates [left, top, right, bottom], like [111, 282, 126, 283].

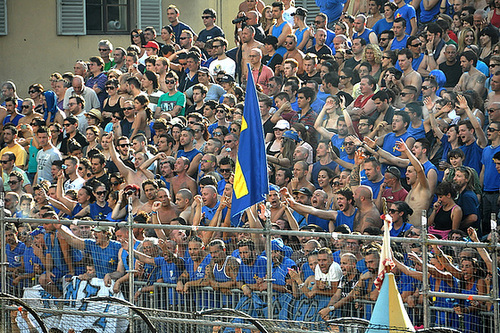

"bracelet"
[151, 211, 158, 215]
[242, 284, 248, 289]
[329, 305, 336, 311]
[374, 145, 379, 152]
[298, 282, 305, 289]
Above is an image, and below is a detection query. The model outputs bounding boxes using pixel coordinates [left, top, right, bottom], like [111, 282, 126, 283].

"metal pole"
[490, 213, 499, 333]
[127, 196, 134, 333]
[265, 203, 273, 320]
[421, 210, 430, 329]
[0, 189, 6, 331]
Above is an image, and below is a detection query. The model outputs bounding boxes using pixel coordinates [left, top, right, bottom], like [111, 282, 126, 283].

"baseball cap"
[92, 225, 110, 232]
[144, 41, 159, 50]
[274, 119, 290, 130]
[293, 187, 313, 197]
[220, 74, 235, 83]
[282, 130, 302, 142]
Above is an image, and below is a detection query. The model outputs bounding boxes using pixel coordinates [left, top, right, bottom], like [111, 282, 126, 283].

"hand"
[113, 281, 121, 294]
[339, 95, 346, 110]
[134, 290, 141, 301]
[457, 95, 469, 111]
[467, 227, 479, 242]
[423, 97, 435, 112]
[440, 101, 453, 114]
[290, 177, 299, 188]
[176, 281, 184, 293]
[363, 136, 377, 149]
[152, 201, 162, 212]
[118, 189, 125, 201]
[433, 200, 442, 210]
[426, 35, 434, 52]
[394, 139, 408, 152]
[242, 284, 252, 297]
[104, 273, 112, 287]
[319, 307, 331, 321]
[156, 152, 167, 160]
[408, 252, 422, 264]
[323, 98, 335, 111]
[348, 135, 362, 146]
[192, 195, 202, 208]
[287, 267, 299, 282]
[354, 150, 366, 165]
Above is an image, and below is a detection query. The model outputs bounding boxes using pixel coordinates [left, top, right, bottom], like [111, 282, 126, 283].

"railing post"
[421, 209, 430, 329]
[0, 189, 6, 331]
[127, 195, 134, 333]
[265, 202, 273, 320]
[490, 213, 499, 333]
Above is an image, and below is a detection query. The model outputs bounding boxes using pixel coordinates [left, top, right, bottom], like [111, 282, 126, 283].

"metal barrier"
[2, 212, 499, 332]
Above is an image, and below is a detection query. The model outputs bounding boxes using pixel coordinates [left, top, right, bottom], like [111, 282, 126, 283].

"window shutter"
[57, 0, 86, 35]
[137, 0, 161, 31]
[295, 0, 321, 26]
[0, 0, 7, 35]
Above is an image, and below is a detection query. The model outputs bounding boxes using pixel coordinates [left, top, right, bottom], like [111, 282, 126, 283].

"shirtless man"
[148, 190, 180, 239]
[240, 26, 265, 79]
[454, 50, 486, 96]
[139, 179, 159, 212]
[397, 140, 431, 227]
[395, 49, 422, 94]
[170, 157, 197, 200]
[284, 184, 381, 233]
[175, 188, 193, 223]
[288, 161, 316, 193]
[487, 71, 500, 105]
[108, 132, 150, 200]
[282, 34, 304, 75]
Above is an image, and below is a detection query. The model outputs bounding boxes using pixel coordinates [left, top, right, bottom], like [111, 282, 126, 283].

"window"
[87, 0, 130, 34]
[57, 0, 161, 36]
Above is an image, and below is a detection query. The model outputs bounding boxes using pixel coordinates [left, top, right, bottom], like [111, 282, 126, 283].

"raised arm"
[107, 132, 132, 178]
[395, 139, 429, 191]
[314, 100, 335, 140]
[459, 95, 487, 148]
[55, 224, 86, 250]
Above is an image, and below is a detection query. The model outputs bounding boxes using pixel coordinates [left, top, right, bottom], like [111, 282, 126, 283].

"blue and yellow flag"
[231, 64, 269, 216]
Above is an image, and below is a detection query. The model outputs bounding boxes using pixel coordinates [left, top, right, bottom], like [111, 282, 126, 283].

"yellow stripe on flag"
[234, 160, 249, 199]
[241, 116, 248, 131]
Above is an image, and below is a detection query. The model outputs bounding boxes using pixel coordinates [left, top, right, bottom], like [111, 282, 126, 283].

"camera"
[232, 15, 249, 25]
[61, 165, 67, 170]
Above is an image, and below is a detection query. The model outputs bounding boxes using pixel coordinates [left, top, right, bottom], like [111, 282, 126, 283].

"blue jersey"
[185, 254, 211, 281]
[89, 202, 113, 221]
[272, 257, 296, 286]
[44, 233, 69, 278]
[353, 28, 374, 44]
[390, 35, 410, 51]
[121, 240, 141, 271]
[272, 21, 289, 56]
[23, 246, 44, 274]
[213, 256, 238, 282]
[177, 148, 201, 163]
[84, 239, 121, 278]
[236, 255, 267, 284]
[306, 214, 330, 231]
[331, 134, 347, 158]
[361, 178, 385, 199]
[382, 131, 410, 175]
[6, 242, 25, 268]
[407, 122, 426, 140]
[335, 208, 357, 231]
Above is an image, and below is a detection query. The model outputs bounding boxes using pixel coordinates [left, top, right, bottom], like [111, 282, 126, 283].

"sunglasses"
[7, 180, 18, 185]
[166, 79, 176, 84]
[119, 143, 131, 148]
[201, 16, 213, 19]
[421, 86, 430, 90]
[400, 92, 409, 97]
[379, 38, 388, 41]
[63, 123, 72, 127]
[179, 37, 188, 40]
[132, 34, 140, 38]
[95, 191, 107, 195]
[98, 48, 109, 52]
[123, 107, 134, 110]
[339, 75, 348, 79]
[487, 126, 499, 132]
[22, 105, 31, 109]
[332, 181, 340, 186]
[220, 169, 232, 173]
[216, 109, 226, 113]
[388, 209, 399, 214]
[224, 140, 233, 144]
[105, 86, 115, 90]
[214, 132, 223, 136]
[381, 56, 390, 59]
[410, 43, 421, 47]
[28, 90, 38, 94]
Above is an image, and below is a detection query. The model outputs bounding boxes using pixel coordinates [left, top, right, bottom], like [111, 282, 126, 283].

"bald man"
[62, 75, 100, 112]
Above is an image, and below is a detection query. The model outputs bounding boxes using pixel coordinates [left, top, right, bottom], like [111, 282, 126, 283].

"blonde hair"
[363, 44, 383, 64]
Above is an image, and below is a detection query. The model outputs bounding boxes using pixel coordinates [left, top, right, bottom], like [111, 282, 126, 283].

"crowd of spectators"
[2, 0, 500, 331]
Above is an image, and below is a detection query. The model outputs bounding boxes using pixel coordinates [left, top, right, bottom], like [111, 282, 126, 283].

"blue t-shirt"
[306, 214, 330, 231]
[407, 122, 426, 140]
[481, 145, 500, 191]
[3, 114, 24, 126]
[353, 28, 374, 44]
[420, 0, 440, 23]
[315, 0, 346, 22]
[460, 142, 483, 175]
[272, 21, 289, 56]
[185, 254, 211, 281]
[170, 21, 195, 45]
[6, 242, 25, 268]
[331, 134, 347, 158]
[334, 208, 357, 231]
[390, 35, 410, 51]
[272, 257, 296, 286]
[177, 148, 201, 163]
[372, 18, 394, 37]
[395, 5, 416, 35]
[361, 177, 385, 199]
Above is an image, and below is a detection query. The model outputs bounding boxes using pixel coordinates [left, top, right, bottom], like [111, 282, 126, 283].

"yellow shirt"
[0, 144, 28, 168]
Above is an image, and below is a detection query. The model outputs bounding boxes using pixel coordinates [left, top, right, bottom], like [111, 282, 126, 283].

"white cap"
[274, 119, 290, 130]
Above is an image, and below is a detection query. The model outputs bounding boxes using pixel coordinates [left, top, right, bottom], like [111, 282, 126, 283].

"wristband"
[298, 282, 305, 289]
[374, 145, 379, 152]
[151, 211, 158, 215]
[329, 305, 336, 311]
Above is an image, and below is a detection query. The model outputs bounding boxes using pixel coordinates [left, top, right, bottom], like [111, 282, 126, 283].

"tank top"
[433, 205, 458, 230]
[103, 96, 123, 114]
[213, 256, 232, 282]
[311, 160, 339, 188]
[272, 21, 288, 56]
[295, 27, 308, 51]
[492, 9, 500, 28]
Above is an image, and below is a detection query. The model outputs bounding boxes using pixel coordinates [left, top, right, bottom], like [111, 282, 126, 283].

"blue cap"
[269, 184, 280, 193]
[271, 238, 285, 252]
[283, 130, 302, 142]
[30, 226, 45, 237]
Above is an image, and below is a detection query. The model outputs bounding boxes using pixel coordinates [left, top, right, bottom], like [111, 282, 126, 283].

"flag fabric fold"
[231, 64, 269, 216]
[374, 214, 395, 290]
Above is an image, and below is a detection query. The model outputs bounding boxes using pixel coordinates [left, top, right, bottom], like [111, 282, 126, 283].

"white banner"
[18, 277, 128, 333]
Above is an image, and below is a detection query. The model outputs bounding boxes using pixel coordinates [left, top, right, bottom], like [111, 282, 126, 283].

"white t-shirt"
[209, 57, 236, 78]
[64, 177, 85, 192]
[314, 261, 342, 282]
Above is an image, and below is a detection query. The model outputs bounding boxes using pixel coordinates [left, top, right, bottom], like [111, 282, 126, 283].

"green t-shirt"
[157, 91, 186, 116]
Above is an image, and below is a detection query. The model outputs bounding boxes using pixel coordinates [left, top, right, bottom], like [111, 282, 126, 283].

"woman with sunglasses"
[130, 29, 147, 59]
[170, 123, 184, 157]
[193, 122, 209, 152]
[54, 170, 95, 218]
[102, 79, 125, 128]
[83, 126, 103, 158]
[317, 167, 337, 209]
[28, 84, 45, 109]
[208, 104, 231, 135]
[74, 182, 112, 221]
[428, 182, 462, 239]
[338, 68, 357, 97]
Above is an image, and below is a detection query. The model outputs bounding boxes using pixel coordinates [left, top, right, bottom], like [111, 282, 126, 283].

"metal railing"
[2, 210, 499, 332]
